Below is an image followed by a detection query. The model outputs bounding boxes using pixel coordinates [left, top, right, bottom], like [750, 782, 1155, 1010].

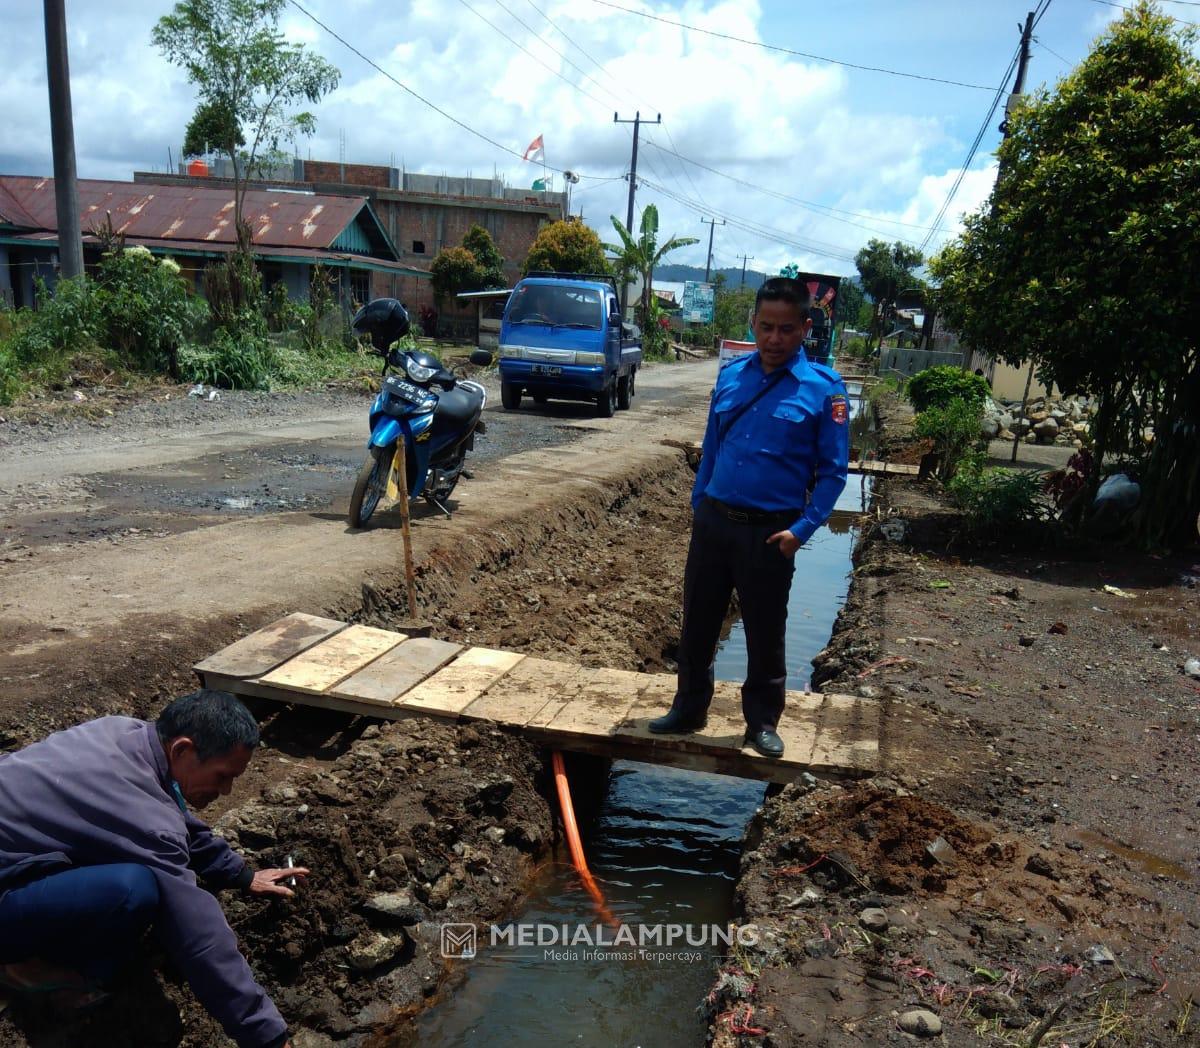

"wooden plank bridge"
[195, 613, 880, 785]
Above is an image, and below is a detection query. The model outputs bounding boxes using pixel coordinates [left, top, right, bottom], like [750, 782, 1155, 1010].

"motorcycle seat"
[433, 384, 482, 430]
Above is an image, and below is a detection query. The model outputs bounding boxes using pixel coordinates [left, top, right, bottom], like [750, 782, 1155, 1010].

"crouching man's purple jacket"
[0, 716, 288, 1048]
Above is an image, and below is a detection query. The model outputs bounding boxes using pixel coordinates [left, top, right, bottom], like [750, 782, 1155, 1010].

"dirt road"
[0, 361, 717, 744]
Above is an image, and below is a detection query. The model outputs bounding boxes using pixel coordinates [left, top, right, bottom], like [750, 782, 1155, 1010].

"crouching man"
[0, 689, 307, 1048]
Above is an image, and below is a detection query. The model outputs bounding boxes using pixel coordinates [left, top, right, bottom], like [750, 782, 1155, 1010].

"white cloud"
[2, 0, 1029, 276]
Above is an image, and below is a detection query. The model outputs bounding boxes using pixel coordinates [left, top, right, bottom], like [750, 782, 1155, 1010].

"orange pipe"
[551, 751, 616, 927]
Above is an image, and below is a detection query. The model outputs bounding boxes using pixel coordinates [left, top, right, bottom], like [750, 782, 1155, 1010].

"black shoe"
[648, 709, 708, 735]
[744, 729, 785, 758]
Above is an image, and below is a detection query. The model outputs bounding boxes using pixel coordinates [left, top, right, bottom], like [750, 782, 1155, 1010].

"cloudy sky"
[4, 0, 1134, 276]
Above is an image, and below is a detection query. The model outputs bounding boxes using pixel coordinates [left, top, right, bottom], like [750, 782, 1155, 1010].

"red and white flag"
[522, 134, 544, 163]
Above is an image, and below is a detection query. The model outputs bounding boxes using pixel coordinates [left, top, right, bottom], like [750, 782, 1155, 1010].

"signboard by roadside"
[718, 338, 756, 367]
[680, 281, 714, 323]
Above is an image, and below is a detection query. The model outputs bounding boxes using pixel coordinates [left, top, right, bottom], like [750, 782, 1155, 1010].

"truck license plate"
[531, 364, 562, 376]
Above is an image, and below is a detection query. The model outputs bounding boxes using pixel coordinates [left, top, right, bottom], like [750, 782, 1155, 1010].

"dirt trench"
[0, 458, 699, 1048]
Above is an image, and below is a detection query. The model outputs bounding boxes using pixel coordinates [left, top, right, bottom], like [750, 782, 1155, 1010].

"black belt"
[705, 497, 799, 527]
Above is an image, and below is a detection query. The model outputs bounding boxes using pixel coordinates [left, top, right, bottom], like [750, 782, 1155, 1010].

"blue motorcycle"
[348, 298, 491, 528]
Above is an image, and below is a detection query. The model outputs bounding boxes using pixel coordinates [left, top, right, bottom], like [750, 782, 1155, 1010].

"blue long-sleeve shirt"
[693, 351, 850, 545]
[0, 717, 287, 1048]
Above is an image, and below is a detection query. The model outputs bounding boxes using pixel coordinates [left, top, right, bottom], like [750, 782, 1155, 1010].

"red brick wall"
[303, 160, 391, 188]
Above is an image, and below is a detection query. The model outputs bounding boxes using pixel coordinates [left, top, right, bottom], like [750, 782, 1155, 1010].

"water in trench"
[414, 386, 874, 1047]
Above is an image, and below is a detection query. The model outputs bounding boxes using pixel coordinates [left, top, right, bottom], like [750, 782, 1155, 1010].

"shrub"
[913, 398, 985, 480]
[95, 247, 206, 376]
[947, 458, 1049, 533]
[179, 322, 273, 390]
[0, 342, 21, 405]
[7, 276, 101, 366]
[906, 364, 990, 413]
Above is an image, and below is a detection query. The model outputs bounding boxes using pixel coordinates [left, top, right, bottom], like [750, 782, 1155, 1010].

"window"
[507, 285, 602, 329]
[349, 269, 370, 307]
[411, 240, 425, 254]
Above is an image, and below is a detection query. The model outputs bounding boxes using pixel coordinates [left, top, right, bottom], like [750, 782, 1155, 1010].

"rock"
[425, 872, 455, 909]
[1184, 657, 1200, 680]
[925, 836, 956, 867]
[976, 992, 1018, 1018]
[505, 820, 544, 850]
[377, 851, 409, 879]
[1023, 432, 1037, 444]
[1049, 893, 1080, 922]
[1034, 418, 1060, 443]
[784, 886, 824, 908]
[480, 776, 515, 807]
[980, 417, 1001, 439]
[483, 826, 506, 845]
[1025, 853, 1060, 880]
[997, 411, 1014, 430]
[1018, 635, 1037, 647]
[1028, 409, 1050, 424]
[362, 891, 424, 926]
[1048, 622, 1069, 635]
[1086, 943, 1117, 966]
[213, 803, 278, 851]
[898, 1009, 943, 1037]
[859, 908, 889, 932]
[346, 930, 402, 971]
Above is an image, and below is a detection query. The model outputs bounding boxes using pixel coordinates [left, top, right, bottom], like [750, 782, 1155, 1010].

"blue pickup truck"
[496, 272, 642, 417]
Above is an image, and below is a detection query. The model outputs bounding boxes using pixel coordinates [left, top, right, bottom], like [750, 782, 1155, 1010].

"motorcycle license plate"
[531, 364, 562, 376]
[387, 378, 427, 402]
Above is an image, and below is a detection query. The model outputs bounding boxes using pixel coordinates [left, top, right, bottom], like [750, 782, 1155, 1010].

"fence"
[880, 346, 966, 378]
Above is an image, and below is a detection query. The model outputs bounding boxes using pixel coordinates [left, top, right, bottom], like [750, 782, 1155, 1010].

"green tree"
[153, 0, 340, 238]
[181, 99, 244, 158]
[461, 225, 505, 288]
[430, 246, 484, 305]
[833, 279, 865, 331]
[854, 238, 923, 350]
[931, 1, 1200, 546]
[605, 205, 699, 321]
[522, 220, 610, 276]
[713, 280, 756, 341]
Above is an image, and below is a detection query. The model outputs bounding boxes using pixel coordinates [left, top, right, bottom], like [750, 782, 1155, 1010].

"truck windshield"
[507, 285, 603, 329]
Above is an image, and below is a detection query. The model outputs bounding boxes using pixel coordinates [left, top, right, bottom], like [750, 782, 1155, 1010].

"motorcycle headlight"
[405, 357, 437, 383]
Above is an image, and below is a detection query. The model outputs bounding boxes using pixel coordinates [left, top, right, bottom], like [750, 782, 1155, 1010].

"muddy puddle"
[411, 386, 876, 1046]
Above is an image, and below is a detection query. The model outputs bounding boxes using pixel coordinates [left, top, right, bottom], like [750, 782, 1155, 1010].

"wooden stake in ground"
[394, 440, 418, 616]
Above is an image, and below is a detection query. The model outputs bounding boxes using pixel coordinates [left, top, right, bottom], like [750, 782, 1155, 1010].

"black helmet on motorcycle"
[352, 298, 411, 352]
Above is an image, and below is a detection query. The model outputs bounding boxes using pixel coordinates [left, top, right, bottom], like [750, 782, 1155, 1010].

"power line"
[587, 0, 996, 91]
[640, 136, 956, 236]
[918, 46, 1020, 254]
[1033, 37, 1073, 67]
[286, 0, 566, 171]
[514, 0, 713, 211]
[639, 175, 860, 263]
[1087, 0, 1200, 24]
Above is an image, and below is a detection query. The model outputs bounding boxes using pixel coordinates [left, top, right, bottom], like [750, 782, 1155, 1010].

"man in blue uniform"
[650, 277, 850, 757]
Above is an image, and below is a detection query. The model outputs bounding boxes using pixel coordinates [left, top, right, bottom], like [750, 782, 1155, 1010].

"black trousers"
[672, 499, 797, 732]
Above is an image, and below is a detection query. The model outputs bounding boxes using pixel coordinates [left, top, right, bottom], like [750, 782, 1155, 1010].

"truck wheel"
[629, 367, 636, 398]
[616, 373, 632, 410]
[501, 382, 522, 410]
[595, 381, 617, 418]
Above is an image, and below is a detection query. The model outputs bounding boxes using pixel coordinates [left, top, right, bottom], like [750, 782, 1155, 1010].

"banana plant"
[605, 204, 698, 321]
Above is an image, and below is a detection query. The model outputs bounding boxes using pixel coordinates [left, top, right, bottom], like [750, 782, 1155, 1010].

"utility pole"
[614, 111, 661, 315]
[737, 254, 755, 288]
[43, 0, 83, 280]
[701, 217, 724, 282]
[1005, 11, 1036, 464]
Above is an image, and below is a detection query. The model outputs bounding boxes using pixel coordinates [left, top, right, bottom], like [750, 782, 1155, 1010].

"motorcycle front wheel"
[348, 446, 394, 528]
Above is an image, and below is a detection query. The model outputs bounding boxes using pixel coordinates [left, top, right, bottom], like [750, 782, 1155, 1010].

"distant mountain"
[654, 264, 860, 288]
[654, 263, 773, 288]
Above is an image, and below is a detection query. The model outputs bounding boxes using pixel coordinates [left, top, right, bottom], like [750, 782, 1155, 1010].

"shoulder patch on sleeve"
[830, 393, 849, 425]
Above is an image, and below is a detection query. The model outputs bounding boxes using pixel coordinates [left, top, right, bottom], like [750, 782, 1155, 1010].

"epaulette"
[809, 361, 844, 386]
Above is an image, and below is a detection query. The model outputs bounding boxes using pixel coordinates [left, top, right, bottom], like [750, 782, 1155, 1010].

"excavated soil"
[709, 396, 1200, 1047]
[0, 464, 698, 1047]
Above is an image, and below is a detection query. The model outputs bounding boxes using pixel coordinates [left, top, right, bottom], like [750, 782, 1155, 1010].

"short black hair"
[156, 689, 260, 760]
[754, 276, 813, 313]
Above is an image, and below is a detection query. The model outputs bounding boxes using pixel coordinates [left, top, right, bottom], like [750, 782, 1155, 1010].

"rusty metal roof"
[0, 175, 390, 254]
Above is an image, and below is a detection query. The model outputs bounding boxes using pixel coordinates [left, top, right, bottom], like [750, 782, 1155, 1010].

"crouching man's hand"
[248, 867, 310, 898]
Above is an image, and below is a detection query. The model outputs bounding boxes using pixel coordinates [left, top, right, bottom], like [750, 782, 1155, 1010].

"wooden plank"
[198, 669, 417, 722]
[534, 667, 648, 742]
[397, 647, 526, 718]
[608, 677, 746, 754]
[459, 658, 588, 727]
[194, 613, 346, 680]
[332, 637, 463, 706]
[258, 625, 405, 695]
